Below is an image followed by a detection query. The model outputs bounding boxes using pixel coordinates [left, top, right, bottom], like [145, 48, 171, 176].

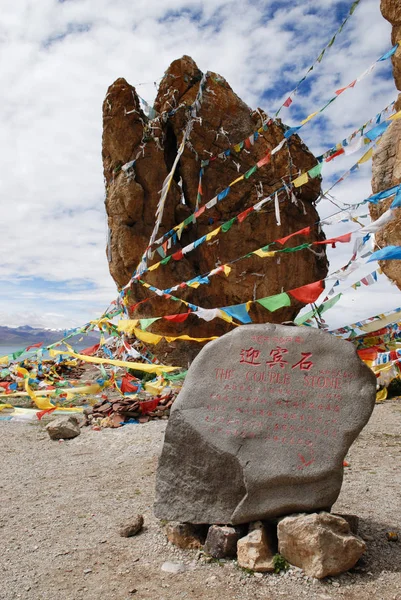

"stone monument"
[154, 324, 376, 525]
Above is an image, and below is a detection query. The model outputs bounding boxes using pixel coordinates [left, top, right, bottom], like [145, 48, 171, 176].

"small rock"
[46, 416, 81, 440]
[204, 525, 240, 559]
[165, 522, 207, 549]
[83, 569, 92, 574]
[161, 562, 187, 574]
[128, 588, 137, 594]
[334, 514, 359, 535]
[120, 515, 144, 537]
[386, 531, 399, 542]
[237, 522, 275, 573]
[278, 512, 366, 579]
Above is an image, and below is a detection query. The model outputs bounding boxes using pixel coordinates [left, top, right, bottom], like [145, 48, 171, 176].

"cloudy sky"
[1, 0, 400, 331]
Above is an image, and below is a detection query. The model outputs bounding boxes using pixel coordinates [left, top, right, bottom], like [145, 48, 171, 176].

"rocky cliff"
[370, 1, 401, 291]
[103, 56, 328, 365]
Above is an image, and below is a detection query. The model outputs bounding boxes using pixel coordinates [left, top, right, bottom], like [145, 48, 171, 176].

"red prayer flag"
[195, 206, 206, 218]
[314, 232, 352, 247]
[257, 152, 271, 168]
[36, 408, 57, 420]
[289, 280, 324, 304]
[121, 374, 140, 394]
[325, 148, 345, 162]
[26, 342, 43, 351]
[357, 348, 378, 362]
[172, 249, 183, 261]
[283, 97, 293, 107]
[276, 226, 311, 246]
[80, 343, 100, 356]
[164, 313, 190, 323]
[237, 207, 254, 223]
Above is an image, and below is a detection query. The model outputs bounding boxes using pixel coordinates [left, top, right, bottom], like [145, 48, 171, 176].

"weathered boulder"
[154, 324, 376, 525]
[237, 522, 276, 572]
[277, 512, 366, 579]
[165, 522, 207, 549]
[204, 525, 240, 558]
[46, 416, 81, 440]
[370, 2, 401, 290]
[381, 0, 401, 91]
[103, 56, 328, 366]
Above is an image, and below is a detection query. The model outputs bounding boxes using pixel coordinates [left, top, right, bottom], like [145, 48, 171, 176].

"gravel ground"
[1, 398, 401, 600]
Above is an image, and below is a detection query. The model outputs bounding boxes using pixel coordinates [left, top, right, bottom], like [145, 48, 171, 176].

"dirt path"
[1, 398, 401, 600]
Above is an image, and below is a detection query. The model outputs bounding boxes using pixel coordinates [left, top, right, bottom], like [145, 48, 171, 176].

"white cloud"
[1, 0, 400, 329]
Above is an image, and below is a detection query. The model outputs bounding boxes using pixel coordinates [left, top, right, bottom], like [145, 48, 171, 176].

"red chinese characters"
[240, 347, 261, 366]
[266, 347, 289, 368]
[291, 352, 314, 371]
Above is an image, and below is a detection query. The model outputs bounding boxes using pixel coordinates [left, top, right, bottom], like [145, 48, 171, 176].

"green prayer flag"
[294, 294, 342, 324]
[12, 350, 24, 360]
[319, 97, 336, 112]
[308, 162, 323, 178]
[281, 243, 310, 253]
[350, 0, 360, 15]
[256, 292, 291, 312]
[244, 165, 258, 179]
[161, 256, 172, 265]
[183, 214, 195, 226]
[221, 218, 236, 233]
[139, 318, 160, 331]
[328, 35, 336, 48]
[317, 49, 325, 63]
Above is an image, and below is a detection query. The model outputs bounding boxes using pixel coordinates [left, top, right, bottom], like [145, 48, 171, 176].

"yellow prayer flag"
[358, 147, 373, 165]
[50, 346, 178, 373]
[222, 265, 232, 276]
[205, 227, 221, 241]
[164, 334, 219, 343]
[188, 281, 201, 288]
[218, 310, 233, 324]
[118, 319, 139, 333]
[252, 249, 276, 258]
[229, 175, 244, 186]
[148, 262, 161, 272]
[301, 111, 318, 125]
[389, 110, 401, 120]
[292, 172, 309, 188]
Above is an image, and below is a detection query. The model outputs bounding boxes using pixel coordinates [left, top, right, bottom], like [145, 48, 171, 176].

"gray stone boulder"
[46, 415, 81, 440]
[277, 512, 366, 578]
[154, 324, 376, 524]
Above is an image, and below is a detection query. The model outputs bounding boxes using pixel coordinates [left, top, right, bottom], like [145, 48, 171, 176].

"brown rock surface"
[165, 522, 207, 550]
[204, 525, 241, 559]
[277, 512, 366, 579]
[370, 2, 401, 290]
[103, 56, 328, 365]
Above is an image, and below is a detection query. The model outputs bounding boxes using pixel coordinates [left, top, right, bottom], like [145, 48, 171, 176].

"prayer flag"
[289, 280, 324, 304]
[257, 293, 291, 312]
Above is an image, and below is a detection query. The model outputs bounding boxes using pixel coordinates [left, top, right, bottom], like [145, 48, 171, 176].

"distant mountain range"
[0, 325, 100, 347]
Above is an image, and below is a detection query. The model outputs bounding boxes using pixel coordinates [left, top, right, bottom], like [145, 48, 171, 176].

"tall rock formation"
[370, 1, 401, 291]
[103, 56, 328, 366]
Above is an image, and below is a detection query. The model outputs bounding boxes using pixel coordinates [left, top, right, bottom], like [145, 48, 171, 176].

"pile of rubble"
[84, 392, 176, 428]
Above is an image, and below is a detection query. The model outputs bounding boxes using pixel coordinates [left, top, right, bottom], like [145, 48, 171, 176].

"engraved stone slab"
[154, 324, 376, 524]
